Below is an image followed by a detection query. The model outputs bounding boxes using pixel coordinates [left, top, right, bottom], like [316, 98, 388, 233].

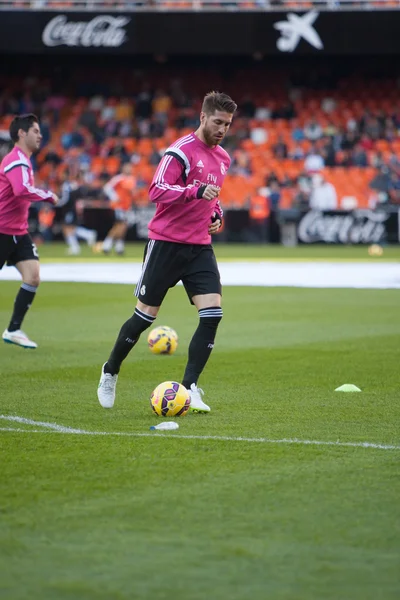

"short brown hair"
[202, 91, 237, 116]
[9, 113, 39, 143]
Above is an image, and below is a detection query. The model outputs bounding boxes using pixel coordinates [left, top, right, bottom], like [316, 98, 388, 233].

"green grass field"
[35, 241, 400, 262]
[1, 244, 399, 599]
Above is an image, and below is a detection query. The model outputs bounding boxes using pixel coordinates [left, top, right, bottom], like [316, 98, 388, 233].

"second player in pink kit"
[0, 114, 58, 349]
[98, 91, 237, 413]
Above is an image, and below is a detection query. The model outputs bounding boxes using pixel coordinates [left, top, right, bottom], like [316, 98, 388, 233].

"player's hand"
[208, 213, 222, 234]
[51, 193, 59, 206]
[202, 185, 220, 201]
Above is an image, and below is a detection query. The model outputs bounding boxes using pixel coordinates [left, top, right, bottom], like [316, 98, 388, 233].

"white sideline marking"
[0, 416, 399, 451]
[1, 414, 87, 434]
[0, 261, 399, 289]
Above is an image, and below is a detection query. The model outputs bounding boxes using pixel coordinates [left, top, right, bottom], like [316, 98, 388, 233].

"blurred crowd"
[1, 60, 400, 245]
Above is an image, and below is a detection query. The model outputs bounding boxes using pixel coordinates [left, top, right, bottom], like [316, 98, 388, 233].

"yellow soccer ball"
[368, 244, 383, 257]
[147, 326, 178, 355]
[150, 381, 190, 417]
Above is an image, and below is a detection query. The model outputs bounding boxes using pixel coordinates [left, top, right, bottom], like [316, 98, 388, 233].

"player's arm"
[104, 175, 121, 203]
[215, 199, 223, 221]
[149, 151, 220, 205]
[5, 164, 56, 204]
[149, 152, 199, 204]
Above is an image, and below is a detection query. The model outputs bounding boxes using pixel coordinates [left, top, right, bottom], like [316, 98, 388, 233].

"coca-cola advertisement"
[0, 10, 400, 55]
[41, 15, 130, 48]
[297, 210, 400, 245]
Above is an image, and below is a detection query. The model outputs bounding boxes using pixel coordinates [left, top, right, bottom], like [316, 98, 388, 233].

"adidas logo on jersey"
[196, 160, 205, 168]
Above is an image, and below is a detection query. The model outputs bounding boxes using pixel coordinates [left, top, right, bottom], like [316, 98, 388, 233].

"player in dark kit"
[98, 91, 237, 412]
[0, 114, 58, 348]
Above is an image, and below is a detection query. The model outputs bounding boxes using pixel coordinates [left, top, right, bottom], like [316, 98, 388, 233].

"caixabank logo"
[274, 10, 323, 53]
[42, 15, 130, 48]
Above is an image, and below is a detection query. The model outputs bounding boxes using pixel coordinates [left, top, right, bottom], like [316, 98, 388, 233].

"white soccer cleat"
[2, 329, 37, 349]
[97, 363, 118, 408]
[66, 246, 81, 255]
[87, 230, 97, 247]
[189, 383, 211, 413]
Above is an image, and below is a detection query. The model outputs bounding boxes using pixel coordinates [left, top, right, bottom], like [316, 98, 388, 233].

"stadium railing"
[1, 0, 400, 11]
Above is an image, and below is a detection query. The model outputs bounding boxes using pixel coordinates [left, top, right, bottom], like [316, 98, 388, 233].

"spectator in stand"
[360, 133, 374, 151]
[371, 150, 385, 169]
[152, 90, 172, 128]
[293, 182, 310, 211]
[323, 120, 338, 139]
[309, 173, 337, 211]
[102, 163, 136, 255]
[364, 116, 382, 141]
[291, 119, 305, 142]
[370, 165, 391, 198]
[384, 117, 397, 142]
[341, 130, 358, 151]
[136, 84, 153, 120]
[321, 96, 336, 114]
[250, 125, 268, 146]
[78, 107, 100, 138]
[108, 142, 130, 164]
[45, 94, 66, 126]
[231, 149, 252, 177]
[115, 97, 134, 123]
[321, 137, 336, 167]
[101, 99, 117, 123]
[43, 144, 63, 167]
[289, 143, 305, 161]
[304, 146, 325, 173]
[149, 143, 162, 166]
[304, 118, 323, 142]
[273, 135, 288, 159]
[352, 143, 368, 167]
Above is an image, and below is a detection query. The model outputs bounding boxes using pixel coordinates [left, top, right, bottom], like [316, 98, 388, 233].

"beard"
[203, 126, 222, 147]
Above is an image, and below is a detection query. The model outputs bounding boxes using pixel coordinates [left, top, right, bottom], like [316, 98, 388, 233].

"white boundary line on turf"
[1, 261, 400, 289]
[0, 415, 399, 451]
[1, 414, 87, 434]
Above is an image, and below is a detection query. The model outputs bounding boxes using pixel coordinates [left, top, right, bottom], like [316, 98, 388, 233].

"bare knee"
[16, 261, 40, 288]
[24, 273, 40, 287]
[136, 300, 159, 318]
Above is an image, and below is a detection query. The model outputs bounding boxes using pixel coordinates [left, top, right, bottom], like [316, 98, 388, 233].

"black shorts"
[0, 233, 39, 270]
[54, 205, 78, 226]
[134, 239, 221, 306]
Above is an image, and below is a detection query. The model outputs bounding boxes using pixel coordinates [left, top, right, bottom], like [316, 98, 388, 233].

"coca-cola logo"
[42, 15, 130, 48]
[298, 210, 389, 244]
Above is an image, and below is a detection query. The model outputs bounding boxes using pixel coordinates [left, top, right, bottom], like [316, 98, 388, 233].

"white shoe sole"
[3, 338, 37, 349]
[190, 406, 211, 414]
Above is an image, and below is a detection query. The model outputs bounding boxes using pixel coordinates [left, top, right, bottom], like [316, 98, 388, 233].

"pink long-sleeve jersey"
[148, 132, 230, 245]
[0, 146, 54, 235]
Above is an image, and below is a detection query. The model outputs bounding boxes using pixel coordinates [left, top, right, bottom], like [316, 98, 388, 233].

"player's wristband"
[211, 213, 222, 228]
[197, 185, 207, 199]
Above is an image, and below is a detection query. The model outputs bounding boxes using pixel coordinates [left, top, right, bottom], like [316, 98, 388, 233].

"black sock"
[182, 307, 223, 389]
[8, 284, 37, 332]
[105, 307, 156, 375]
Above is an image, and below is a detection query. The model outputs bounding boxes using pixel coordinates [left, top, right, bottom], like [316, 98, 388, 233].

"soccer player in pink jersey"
[98, 92, 237, 412]
[0, 114, 58, 348]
